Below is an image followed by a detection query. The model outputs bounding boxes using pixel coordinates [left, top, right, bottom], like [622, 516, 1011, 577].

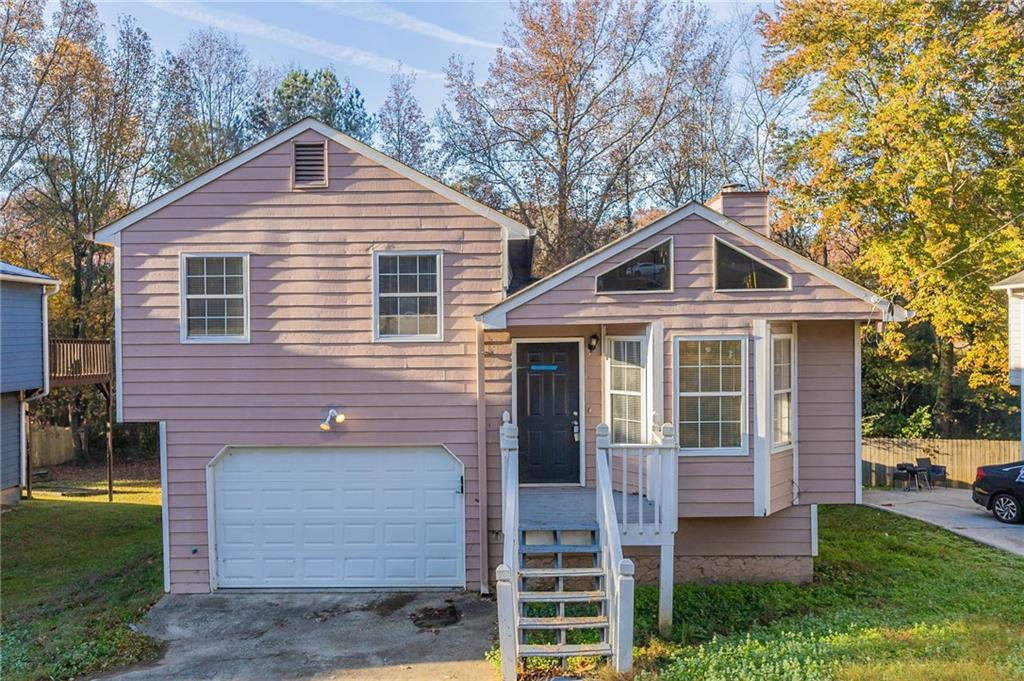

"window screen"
[677, 339, 744, 450]
[597, 240, 671, 292]
[608, 339, 644, 444]
[772, 336, 793, 447]
[183, 255, 246, 339]
[376, 253, 441, 338]
[715, 241, 788, 290]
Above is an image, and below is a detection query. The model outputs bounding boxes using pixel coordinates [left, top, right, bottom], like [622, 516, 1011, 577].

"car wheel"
[991, 493, 1023, 524]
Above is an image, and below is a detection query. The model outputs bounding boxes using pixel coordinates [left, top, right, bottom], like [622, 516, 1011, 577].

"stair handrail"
[596, 423, 635, 673]
[496, 412, 520, 681]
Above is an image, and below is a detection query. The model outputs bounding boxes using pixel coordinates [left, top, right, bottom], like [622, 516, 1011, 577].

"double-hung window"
[181, 254, 249, 342]
[607, 338, 645, 444]
[772, 335, 794, 449]
[676, 338, 745, 453]
[374, 252, 443, 340]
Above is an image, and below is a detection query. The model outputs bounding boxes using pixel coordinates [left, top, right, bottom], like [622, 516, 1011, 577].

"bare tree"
[0, 0, 96, 206]
[377, 69, 435, 174]
[156, 28, 267, 185]
[12, 15, 160, 457]
[437, 0, 715, 272]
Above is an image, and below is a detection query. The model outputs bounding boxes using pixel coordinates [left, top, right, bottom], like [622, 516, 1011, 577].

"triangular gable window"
[715, 239, 790, 290]
[596, 239, 672, 292]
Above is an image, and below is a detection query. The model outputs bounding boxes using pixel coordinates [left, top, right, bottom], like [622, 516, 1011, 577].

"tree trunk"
[934, 338, 955, 437]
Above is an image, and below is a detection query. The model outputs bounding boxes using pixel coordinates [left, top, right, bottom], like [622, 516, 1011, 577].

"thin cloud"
[305, 1, 502, 50]
[147, 1, 443, 80]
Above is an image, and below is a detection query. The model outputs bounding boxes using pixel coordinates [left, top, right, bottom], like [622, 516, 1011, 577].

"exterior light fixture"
[587, 333, 600, 354]
[320, 409, 345, 431]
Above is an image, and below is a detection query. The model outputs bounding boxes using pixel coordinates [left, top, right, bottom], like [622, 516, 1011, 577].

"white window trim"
[179, 252, 251, 344]
[712, 236, 793, 292]
[672, 334, 749, 457]
[771, 332, 796, 452]
[603, 336, 648, 446]
[372, 250, 444, 342]
[594, 236, 675, 295]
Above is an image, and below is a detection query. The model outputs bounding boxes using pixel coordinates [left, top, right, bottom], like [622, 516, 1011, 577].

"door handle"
[572, 411, 580, 442]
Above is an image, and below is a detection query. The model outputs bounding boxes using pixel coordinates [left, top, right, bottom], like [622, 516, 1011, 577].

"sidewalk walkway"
[863, 487, 1024, 557]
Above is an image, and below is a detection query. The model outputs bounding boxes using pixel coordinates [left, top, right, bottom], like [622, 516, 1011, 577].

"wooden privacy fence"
[863, 438, 1022, 488]
[29, 423, 75, 467]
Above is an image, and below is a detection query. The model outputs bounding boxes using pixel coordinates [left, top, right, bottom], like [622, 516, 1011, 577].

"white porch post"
[613, 559, 635, 672]
[658, 421, 677, 637]
[495, 564, 517, 681]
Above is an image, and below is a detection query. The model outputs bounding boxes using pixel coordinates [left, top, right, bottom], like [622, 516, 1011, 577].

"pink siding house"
[96, 119, 909, 675]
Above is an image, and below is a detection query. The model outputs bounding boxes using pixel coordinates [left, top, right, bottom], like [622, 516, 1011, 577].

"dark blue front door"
[516, 342, 580, 484]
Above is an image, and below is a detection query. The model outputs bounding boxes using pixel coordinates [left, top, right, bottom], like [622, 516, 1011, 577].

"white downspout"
[25, 281, 59, 404]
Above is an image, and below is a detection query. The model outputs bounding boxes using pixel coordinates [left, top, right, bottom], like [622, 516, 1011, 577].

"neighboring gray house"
[993, 269, 1024, 458]
[0, 262, 59, 506]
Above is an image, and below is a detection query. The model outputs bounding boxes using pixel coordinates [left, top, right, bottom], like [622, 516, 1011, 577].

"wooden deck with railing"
[49, 338, 113, 387]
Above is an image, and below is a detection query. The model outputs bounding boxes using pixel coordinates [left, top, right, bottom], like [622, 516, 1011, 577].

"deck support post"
[495, 564, 517, 681]
[658, 541, 673, 636]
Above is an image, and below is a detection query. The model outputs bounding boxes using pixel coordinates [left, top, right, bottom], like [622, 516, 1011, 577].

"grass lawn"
[1, 470, 164, 681]
[629, 505, 1024, 681]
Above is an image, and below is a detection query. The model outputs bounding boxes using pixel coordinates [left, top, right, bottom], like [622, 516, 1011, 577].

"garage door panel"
[213, 447, 464, 588]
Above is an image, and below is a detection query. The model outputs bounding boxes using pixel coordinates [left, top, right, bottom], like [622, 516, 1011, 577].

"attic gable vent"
[293, 142, 327, 187]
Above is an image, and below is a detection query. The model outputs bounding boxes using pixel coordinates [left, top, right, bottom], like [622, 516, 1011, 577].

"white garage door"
[212, 447, 464, 588]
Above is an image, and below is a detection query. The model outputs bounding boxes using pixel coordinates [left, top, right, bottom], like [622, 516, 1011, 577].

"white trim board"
[752, 320, 770, 517]
[854, 321, 863, 504]
[510, 337, 587, 487]
[159, 422, 170, 592]
[94, 118, 530, 244]
[478, 202, 911, 328]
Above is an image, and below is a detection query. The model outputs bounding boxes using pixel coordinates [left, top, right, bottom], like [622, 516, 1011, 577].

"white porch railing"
[595, 423, 636, 673]
[601, 420, 679, 544]
[495, 412, 520, 681]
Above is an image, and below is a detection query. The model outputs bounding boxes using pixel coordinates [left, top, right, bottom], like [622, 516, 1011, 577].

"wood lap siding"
[119, 130, 504, 592]
[770, 449, 793, 514]
[796, 321, 856, 504]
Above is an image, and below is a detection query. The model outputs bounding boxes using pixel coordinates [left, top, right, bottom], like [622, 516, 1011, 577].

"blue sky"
[93, 2, 757, 115]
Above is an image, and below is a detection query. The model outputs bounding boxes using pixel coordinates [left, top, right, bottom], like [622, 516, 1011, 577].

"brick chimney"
[705, 183, 770, 236]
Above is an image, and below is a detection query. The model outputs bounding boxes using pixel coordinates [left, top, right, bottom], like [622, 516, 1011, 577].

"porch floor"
[518, 486, 656, 531]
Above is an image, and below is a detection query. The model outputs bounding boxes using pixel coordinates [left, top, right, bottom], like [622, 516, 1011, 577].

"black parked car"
[972, 462, 1024, 524]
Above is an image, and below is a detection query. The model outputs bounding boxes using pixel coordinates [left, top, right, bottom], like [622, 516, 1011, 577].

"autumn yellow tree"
[763, 0, 1024, 435]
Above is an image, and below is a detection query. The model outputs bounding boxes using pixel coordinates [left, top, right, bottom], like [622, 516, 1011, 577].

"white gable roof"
[992, 270, 1024, 290]
[479, 202, 912, 328]
[94, 118, 531, 245]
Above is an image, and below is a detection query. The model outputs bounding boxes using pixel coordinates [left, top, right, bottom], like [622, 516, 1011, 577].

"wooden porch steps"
[519, 616, 608, 629]
[518, 643, 612, 658]
[519, 543, 600, 554]
[518, 590, 606, 603]
[518, 566, 604, 578]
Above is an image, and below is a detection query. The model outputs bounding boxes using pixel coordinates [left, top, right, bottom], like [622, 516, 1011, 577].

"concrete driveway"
[863, 487, 1024, 556]
[103, 591, 497, 681]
